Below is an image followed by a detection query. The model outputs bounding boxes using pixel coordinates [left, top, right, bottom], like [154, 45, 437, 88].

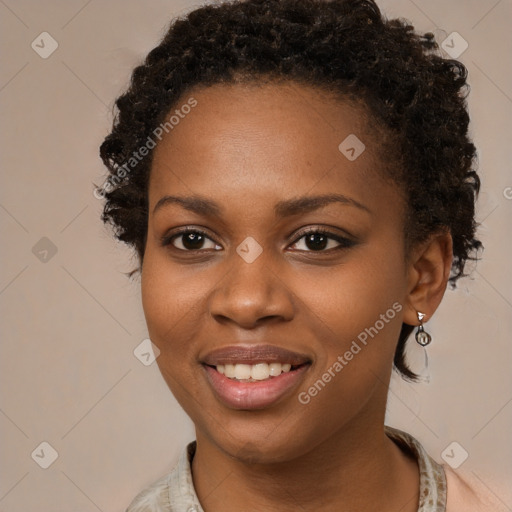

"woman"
[99, 0, 506, 510]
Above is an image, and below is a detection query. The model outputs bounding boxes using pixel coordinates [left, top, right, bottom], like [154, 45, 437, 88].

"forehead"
[149, 82, 396, 214]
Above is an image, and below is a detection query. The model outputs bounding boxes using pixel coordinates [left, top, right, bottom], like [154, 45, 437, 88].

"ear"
[403, 230, 453, 326]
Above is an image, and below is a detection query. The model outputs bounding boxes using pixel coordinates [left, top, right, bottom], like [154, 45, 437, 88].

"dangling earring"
[415, 312, 432, 346]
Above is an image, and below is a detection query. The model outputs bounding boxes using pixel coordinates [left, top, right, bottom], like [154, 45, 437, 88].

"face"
[141, 82, 410, 463]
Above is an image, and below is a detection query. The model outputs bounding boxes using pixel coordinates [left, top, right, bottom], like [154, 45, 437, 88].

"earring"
[415, 312, 432, 346]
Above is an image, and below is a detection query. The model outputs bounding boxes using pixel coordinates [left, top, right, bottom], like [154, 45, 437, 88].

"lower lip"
[203, 364, 310, 410]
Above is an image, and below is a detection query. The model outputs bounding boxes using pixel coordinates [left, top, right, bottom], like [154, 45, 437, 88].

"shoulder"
[385, 426, 510, 512]
[125, 472, 171, 512]
[444, 464, 510, 512]
[125, 442, 201, 512]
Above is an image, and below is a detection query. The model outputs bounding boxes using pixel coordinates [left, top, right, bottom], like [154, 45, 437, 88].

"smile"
[216, 362, 293, 381]
[202, 345, 312, 409]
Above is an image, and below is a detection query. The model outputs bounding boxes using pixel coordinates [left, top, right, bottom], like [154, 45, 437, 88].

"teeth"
[234, 364, 252, 380]
[215, 362, 293, 380]
[269, 362, 291, 376]
[252, 363, 270, 380]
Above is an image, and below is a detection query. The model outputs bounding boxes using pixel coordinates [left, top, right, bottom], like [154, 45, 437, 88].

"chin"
[219, 439, 302, 465]
[198, 417, 320, 465]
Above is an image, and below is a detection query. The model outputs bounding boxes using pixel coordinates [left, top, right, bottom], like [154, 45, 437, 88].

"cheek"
[296, 248, 405, 336]
[289, 259, 405, 444]
[140, 251, 208, 406]
[291, 245, 407, 401]
[141, 249, 203, 355]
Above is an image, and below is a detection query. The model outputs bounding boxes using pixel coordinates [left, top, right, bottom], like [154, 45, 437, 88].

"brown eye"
[162, 229, 221, 251]
[290, 229, 356, 252]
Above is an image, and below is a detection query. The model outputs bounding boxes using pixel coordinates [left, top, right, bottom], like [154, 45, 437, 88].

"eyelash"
[161, 226, 356, 253]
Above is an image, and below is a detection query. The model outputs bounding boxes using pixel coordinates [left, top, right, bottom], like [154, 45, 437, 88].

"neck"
[191, 419, 419, 512]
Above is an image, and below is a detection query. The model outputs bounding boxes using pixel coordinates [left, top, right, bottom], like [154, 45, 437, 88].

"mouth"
[201, 345, 312, 410]
[214, 362, 299, 381]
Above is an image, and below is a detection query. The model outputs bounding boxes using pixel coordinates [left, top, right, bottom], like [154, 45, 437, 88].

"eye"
[162, 227, 355, 253]
[162, 228, 222, 251]
[289, 228, 356, 252]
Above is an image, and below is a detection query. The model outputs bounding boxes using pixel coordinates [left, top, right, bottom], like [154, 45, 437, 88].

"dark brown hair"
[99, 0, 481, 380]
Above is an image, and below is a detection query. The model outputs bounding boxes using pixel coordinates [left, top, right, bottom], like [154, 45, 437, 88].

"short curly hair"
[99, 0, 482, 381]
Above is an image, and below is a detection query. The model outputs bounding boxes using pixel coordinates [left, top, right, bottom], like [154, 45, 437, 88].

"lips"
[202, 344, 311, 366]
[201, 344, 311, 410]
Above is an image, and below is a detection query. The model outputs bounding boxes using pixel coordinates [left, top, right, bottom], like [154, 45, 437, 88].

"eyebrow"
[153, 193, 371, 217]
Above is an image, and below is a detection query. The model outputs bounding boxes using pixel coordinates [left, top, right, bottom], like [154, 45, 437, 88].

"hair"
[99, 0, 482, 381]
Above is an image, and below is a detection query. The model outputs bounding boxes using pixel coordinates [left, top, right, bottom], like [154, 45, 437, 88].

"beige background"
[1, 0, 511, 510]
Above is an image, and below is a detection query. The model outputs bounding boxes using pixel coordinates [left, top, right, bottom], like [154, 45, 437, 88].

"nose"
[208, 250, 295, 329]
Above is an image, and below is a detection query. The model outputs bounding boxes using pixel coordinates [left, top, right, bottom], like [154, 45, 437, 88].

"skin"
[141, 82, 453, 512]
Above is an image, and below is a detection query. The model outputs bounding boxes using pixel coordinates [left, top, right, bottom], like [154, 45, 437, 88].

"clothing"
[125, 426, 508, 511]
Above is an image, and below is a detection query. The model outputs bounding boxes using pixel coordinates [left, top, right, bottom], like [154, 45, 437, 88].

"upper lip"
[202, 344, 311, 366]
